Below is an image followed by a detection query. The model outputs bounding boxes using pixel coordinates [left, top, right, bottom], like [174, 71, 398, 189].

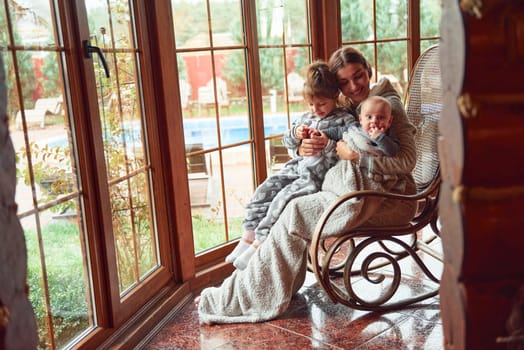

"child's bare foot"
[225, 230, 255, 263]
[233, 245, 257, 270]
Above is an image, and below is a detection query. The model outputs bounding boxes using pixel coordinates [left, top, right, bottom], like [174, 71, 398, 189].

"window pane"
[87, 0, 160, 295]
[210, 0, 243, 46]
[222, 146, 254, 238]
[351, 43, 375, 72]
[182, 51, 218, 147]
[10, 2, 56, 46]
[190, 147, 255, 253]
[340, 0, 374, 42]
[190, 150, 226, 252]
[421, 39, 440, 52]
[25, 208, 92, 349]
[5, 1, 95, 347]
[259, 46, 309, 138]
[420, 0, 442, 38]
[377, 41, 408, 95]
[257, 0, 281, 46]
[376, 0, 408, 40]
[172, 0, 210, 48]
[174, 0, 252, 254]
[174, 0, 311, 254]
[260, 46, 284, 114]
[265, 137, 291, 174]
[0, 4, 8, 46]
[257, 0, 309, 45]
[111, 173, 157, 291]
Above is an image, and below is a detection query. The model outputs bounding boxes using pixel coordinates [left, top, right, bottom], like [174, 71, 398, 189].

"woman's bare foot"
[194, 295, 201, 308]
[194, 295, 214, 325]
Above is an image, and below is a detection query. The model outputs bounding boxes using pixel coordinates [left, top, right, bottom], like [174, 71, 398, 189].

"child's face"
[359, 100, 392, 134]
[308, 96, 337, 118]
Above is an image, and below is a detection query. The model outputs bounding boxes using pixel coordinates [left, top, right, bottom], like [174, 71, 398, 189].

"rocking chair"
[309, 45, 443, 311]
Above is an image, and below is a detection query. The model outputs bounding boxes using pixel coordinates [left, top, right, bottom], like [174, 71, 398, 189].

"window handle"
[83, 40, 110, 78]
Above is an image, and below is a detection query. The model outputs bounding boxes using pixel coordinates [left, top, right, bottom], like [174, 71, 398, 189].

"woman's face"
[336, 63, 371, 104]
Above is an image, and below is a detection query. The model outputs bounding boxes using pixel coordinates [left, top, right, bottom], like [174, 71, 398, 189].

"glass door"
[3, 1, 174, 348]
[82, 0, 161, 297]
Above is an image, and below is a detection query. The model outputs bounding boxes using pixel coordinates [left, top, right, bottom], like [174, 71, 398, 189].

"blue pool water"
[45, 113, 298, 149]
[184, 114, 296, 148]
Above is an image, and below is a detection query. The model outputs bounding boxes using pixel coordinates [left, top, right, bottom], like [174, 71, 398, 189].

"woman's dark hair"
[302, 60, 339, 100]
[328, 47, 373, 79]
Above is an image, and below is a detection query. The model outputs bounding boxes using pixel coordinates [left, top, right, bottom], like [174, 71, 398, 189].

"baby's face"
[359, 101, 392, 134]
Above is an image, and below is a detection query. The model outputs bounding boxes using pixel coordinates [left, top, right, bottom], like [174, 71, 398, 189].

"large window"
[2, 1, 441, 348]
[3, 1, 175, 348]
[340, 0, 441, 96]
[171, 0, 313, 257]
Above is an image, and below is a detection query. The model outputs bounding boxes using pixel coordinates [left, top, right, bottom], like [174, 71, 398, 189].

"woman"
[196, 47, 417, 324]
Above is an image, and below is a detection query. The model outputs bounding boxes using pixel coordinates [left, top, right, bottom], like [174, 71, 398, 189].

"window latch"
[83, 40, 110, 78]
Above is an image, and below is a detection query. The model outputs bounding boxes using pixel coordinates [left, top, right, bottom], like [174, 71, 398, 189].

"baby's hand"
[368, 126, 385, 140]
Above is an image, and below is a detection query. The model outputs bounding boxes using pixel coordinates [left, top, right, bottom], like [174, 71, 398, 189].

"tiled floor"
[144, 236, 444, 350]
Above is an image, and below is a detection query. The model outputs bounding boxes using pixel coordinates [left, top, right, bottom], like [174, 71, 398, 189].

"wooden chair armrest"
[312, 187, 428, 237]
[310, 176, 441, 269]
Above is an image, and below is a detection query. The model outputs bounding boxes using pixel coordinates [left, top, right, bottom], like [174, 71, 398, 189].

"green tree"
[0, 2, 40, 117]
[223, 0, 310, 95]
[172, 0, 209, 47]
[420, 0, 441, 38]
[340, 0, 373, 43]
[341, 0, 441, 83]
[2, 49, 37, 114]
[41, 50, 62, 98]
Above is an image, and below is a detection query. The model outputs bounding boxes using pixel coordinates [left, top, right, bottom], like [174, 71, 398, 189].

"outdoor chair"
[198, 78, 229, 114]
[186, 143, 211, 207]
[309, 45, 442, 311]
[15, 96, 63, 129]
[267, 137, 292, 173]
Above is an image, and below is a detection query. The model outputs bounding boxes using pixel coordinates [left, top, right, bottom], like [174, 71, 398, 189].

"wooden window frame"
[7, 0, 431, 348]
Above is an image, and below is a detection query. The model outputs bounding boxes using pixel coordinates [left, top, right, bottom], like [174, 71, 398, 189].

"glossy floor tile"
[144, 277, 442, 349]
[144, 235, 443, 350]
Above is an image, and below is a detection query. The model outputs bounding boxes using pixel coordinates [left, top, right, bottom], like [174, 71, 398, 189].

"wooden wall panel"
[439, 0, 524, 349]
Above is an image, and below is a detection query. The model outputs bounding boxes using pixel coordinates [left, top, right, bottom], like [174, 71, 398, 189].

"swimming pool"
[184, 114, 297, 148]
[44, 113, 299, 150]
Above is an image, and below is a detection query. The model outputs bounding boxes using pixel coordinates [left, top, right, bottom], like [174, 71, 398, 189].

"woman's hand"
[298, 131, 328, 156]
[336, 140, 360, 162]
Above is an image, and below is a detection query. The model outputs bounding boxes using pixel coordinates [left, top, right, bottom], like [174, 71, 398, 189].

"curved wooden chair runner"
[309, 45, 443, 312]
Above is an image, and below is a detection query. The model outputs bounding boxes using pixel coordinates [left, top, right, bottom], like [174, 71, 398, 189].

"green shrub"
[192, 214, 243, 253]
[25, 221, 89, 349]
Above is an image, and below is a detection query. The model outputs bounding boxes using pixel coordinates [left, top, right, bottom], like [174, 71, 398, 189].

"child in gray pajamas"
[226, 61, 357, 270]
